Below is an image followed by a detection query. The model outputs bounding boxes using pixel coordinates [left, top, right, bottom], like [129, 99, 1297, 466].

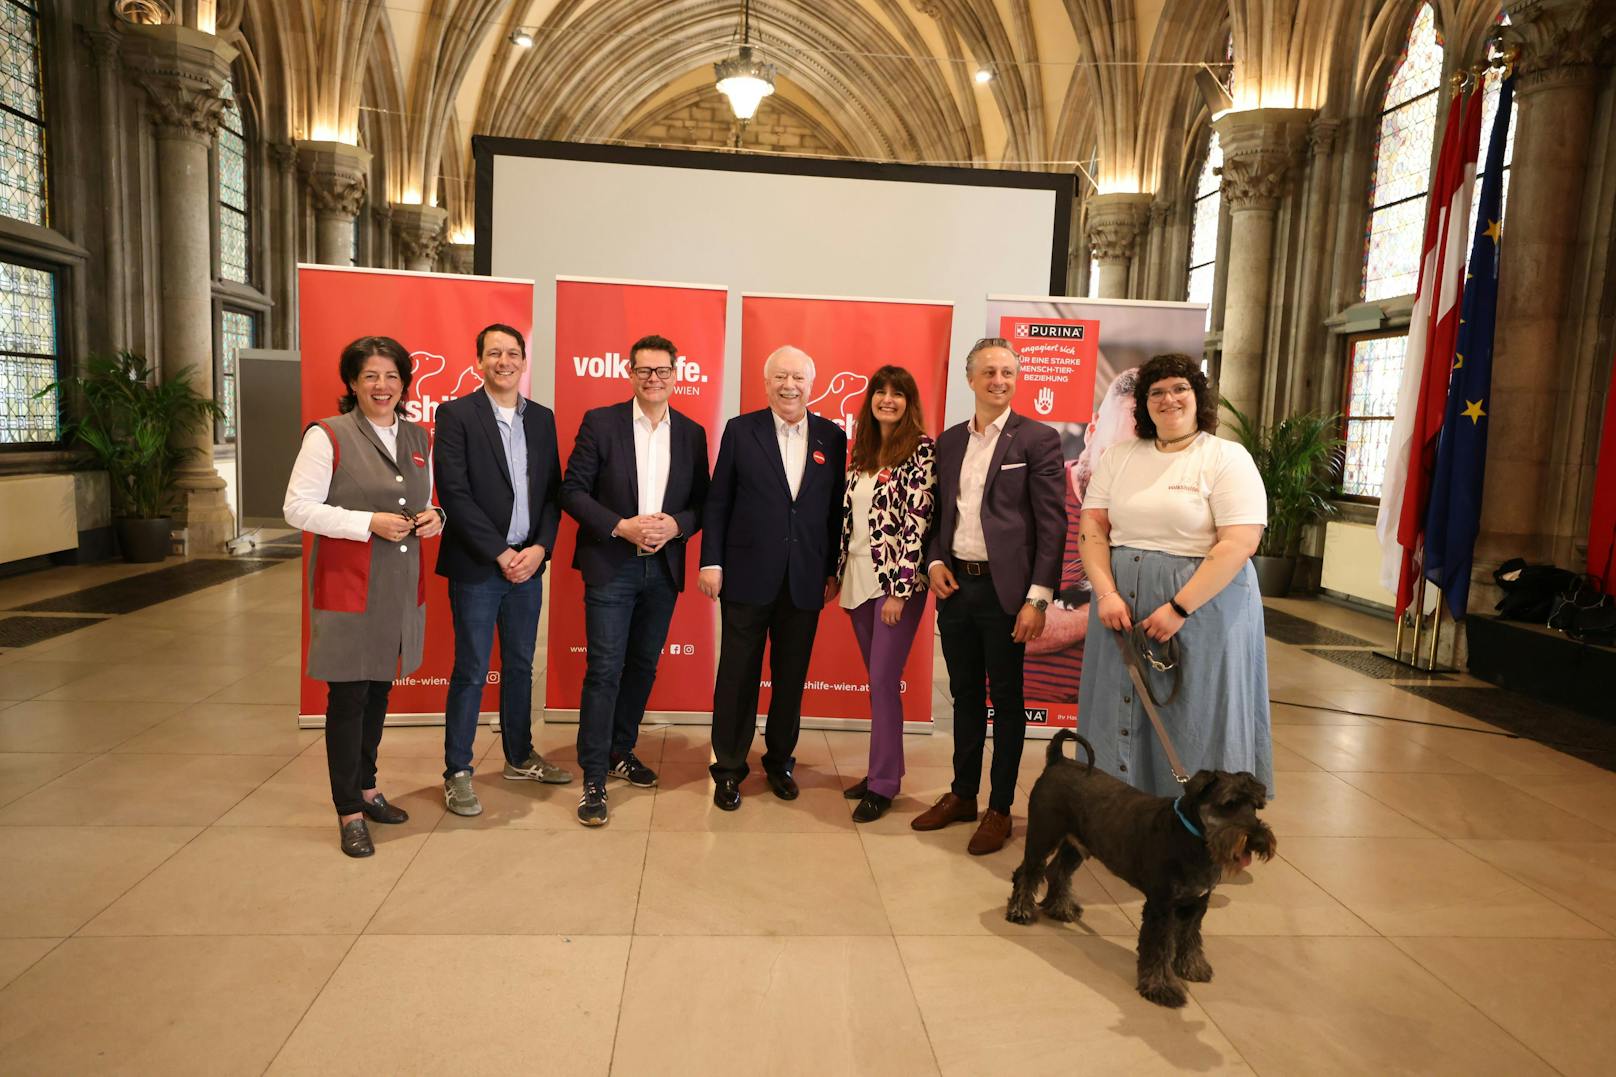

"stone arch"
[616, 83, 856, 157]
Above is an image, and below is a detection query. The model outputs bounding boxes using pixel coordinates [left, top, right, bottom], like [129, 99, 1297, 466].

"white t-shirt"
[1084, 433, 1266, 557]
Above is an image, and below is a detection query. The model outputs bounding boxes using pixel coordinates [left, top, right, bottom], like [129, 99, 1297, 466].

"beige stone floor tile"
[0, 751, 96, 807]
[0, 659, 103, 700]
[649, 763, 854, 833]
[0, 825, 198, 936]
[1499, 772, 1616, 827]
[1269, 700, 1371, 725]
[22, 626, 180, 665]
[267, 935, 627, 1075]
[1335, 771, 1616, 841]
[1258, 771, 1435, 837]
[1455, 839, 1616, 936]
[1392, 937, 1616, 1076]
[1084, 855, 1375, 936]
[0, 938, 57, 991]
[658, 725, 719, 763]
[864, 830, 1135, 937]
[1192, 936, 1554, 1076]
[368, 828, 645, 935]
[204, 667, 300, 705]
[113, 701, 320, 756]
[38, 660, 258, 704]
[216, 753, 446, 830]
[0, 935, 352, 1076]
[1279, 836, 1607, 937]
[370, 722, 495, 761]
[0, 752, 287, 827]
[0, 698, 182, 753]
[1273, 724, 1479, 773]
[899, 934, 1250, 1075]
[614, 936, 938, 1076]
[83, 825, 428, 936]
[1384, 722, 1600, 776]
[1270, 741, 1323, 772]
[637, 832, 891, 935]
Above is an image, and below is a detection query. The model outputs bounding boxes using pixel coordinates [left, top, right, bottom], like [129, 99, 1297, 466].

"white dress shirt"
[284, 417, 431, 541]
[951, 409, 1008, 561]
[633, 399, 673, 515]
[775, 410, 808, 500]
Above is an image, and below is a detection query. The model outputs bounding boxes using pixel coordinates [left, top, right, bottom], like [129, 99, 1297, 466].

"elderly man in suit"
[698, 345, 847, 811]
[561, 334, 710, 827]
[914, 336, 1065, 854]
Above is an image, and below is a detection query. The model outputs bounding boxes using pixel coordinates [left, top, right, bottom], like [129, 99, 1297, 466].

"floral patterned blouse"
[835, 435, 937, 600]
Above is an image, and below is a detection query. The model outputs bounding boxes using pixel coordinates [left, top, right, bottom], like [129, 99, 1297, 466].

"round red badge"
[812, 450, 826, 465]
[411, 452, 427, 468]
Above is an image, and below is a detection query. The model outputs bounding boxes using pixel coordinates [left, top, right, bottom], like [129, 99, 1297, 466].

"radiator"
[0, 473, 79, 563]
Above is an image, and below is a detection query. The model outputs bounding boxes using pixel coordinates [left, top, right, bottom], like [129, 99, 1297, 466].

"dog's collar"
[1173, 797, 1203, 839]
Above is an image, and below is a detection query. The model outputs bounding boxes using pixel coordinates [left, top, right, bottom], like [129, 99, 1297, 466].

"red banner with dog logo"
[546, 277, 728, 716]
[740, 293, 952, 725]
[297, 265, 534, 721]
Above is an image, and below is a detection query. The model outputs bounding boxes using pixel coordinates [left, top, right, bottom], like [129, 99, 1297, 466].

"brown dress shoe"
[911, 792, 978, 831]
[967, 809, 1012, 855]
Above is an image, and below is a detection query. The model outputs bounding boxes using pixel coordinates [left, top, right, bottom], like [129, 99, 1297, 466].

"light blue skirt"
[1077, 546, 1274, 798]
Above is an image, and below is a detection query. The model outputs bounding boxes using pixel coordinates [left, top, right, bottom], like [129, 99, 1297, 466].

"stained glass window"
[1086, 254, 1099, 298]
[1185, 133, 1222, 328]
[0, 0, 45, 226]
[1362, 2, 1444, 301]
[217, 78, 249, 284]
[0, 257, 57, 443]
[1341, 333, 1407, 498]
[216, 308, 255, 442]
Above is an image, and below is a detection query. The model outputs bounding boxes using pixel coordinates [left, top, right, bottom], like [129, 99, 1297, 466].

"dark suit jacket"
[560, 401, 710, 591]
[701, 408, 847, 610]
[925, 410, 1065, 615]
[433, 389, 562, 582]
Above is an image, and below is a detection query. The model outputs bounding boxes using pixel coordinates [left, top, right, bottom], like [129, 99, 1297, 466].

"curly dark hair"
[1132, 353, 1217, 439]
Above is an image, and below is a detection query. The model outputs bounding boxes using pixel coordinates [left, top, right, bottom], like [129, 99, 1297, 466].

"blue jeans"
[443, 572, 543, 779]
[577, 555, 678, 783]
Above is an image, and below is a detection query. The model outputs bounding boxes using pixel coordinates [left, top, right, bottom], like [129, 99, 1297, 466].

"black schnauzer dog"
[1005, 731, 1275, 1008]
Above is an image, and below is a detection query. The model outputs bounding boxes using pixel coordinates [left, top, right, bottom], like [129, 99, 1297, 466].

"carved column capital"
[120, 24, 238, 144]
[1213, 107, 1314, 211]
[298, 139, 371, 219]
[1085, 192, 1152, 263]
[84, 28, 121, 68]
[1149, 200, 1174, 227]
[391, 203, 448, 268]
[445, 242, 475, 275]
[269, 140, 298, 176]
[1503, 0, 1615, 93]
[1307, 117, 1341, 159]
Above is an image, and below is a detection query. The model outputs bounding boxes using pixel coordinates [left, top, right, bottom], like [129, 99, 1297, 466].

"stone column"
[121, 24, 238, 551]
[270, 141, 298, 349]
[370, 204, 393, 268]
[444, 242, 475, 275]
[1287, 117, 1341, 414]
[87, 30, 130, 352]
[298, 140, 369, 266]
[1479, 0, 1614, 572]
[1212, 107, 1313, 429]
[391, 204, 448, 272]
[1085, 192, 1152, 299]
[1144, 200, 1173, 299]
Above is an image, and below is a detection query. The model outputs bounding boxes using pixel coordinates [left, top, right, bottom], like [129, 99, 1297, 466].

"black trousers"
[325, 679, 391, 816]
[937, 572, 1026, 813]
[709, 578, 821, 782]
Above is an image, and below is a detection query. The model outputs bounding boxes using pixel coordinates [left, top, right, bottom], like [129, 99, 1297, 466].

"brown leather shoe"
[911, 792, 978, 831]
[967, 809, 1012, 855]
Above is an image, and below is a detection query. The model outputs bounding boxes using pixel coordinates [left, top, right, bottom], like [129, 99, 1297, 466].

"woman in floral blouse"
[836, 365, 937, 822]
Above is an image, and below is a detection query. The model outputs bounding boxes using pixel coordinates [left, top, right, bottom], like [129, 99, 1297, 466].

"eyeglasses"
[631, 366, 675, 381]
[1147, 384, 1195, 401]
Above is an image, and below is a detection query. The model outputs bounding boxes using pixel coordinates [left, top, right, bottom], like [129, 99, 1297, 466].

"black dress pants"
[937, 572, 1026, 813]
[709, 578, 821, 782]
[325, 679, 391, 816]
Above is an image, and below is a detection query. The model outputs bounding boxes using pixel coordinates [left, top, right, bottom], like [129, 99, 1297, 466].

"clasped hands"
[496, 544, 546, 585]
[616, 513, 679, 555]
[368, 510, 444, 542]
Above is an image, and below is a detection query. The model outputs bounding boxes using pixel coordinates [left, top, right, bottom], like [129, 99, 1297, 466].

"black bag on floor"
[1548, 575, 1616, 645]
[1493, 558, 1577, 624]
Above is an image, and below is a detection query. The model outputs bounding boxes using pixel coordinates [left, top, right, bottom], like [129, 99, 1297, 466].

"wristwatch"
[1026, 598, 1050, 611]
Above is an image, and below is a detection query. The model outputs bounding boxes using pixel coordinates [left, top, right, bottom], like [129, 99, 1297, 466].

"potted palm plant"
[1222, 398, 1346, 597]
[48, 351, 224, 563]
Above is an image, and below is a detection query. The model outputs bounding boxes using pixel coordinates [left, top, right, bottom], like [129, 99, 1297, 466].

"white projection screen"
[475, 139, 1072, 426]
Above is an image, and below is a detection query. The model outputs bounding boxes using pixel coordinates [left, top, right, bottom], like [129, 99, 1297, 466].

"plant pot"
[115, 517, 173, 563]
[1252, 554, 1295, 598]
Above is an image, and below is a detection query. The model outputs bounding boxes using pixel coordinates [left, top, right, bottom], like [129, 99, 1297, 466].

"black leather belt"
[957, 560, 992, 576]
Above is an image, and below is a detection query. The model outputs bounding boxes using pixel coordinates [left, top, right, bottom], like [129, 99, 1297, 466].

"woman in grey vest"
[284, 336, 444, 857]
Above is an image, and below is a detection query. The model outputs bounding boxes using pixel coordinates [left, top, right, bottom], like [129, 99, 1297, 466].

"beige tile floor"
[1, 557, 1614, 1074]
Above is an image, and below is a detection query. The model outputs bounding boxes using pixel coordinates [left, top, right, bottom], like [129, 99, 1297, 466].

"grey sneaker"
[503, 751, 573, 784]
[444, 770, 482, 816]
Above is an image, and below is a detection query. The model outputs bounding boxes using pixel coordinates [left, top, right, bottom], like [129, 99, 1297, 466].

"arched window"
[1362, 2, 1444, 301]
[214, 73, 258, 442]
[1185, 135, 1221, 320]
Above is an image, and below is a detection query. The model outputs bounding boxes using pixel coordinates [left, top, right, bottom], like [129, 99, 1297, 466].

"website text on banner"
[296, 266, 535, 720]
[985, 296, 1208, 733]
[740, 294, 953, 726]
[546, 277, 728, 717]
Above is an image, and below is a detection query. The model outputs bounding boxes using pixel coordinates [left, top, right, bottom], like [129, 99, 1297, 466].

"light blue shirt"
[489, 391, 530, 547]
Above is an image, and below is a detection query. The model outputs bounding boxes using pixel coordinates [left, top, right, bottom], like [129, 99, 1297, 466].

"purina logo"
[405, 351, 482, 424]
[571, 352, 710, 395]
[1022, 323, 1086, 340]
[986, 706, 1050, 724]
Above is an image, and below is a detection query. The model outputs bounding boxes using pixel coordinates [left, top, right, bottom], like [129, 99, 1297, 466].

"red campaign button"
[411, 452, 427, 468]
[812, 450, 826, 465]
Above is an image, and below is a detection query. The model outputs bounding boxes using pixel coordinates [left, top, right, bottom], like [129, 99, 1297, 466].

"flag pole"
[1409, 575, 1425, 665]
[1426, 589, 1443, 670]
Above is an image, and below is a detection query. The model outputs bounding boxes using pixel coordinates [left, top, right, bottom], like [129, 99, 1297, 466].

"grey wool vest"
[305, 409, 431, 683]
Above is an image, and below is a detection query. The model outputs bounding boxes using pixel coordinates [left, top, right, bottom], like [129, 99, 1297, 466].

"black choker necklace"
[1155, 430, 1197, 449]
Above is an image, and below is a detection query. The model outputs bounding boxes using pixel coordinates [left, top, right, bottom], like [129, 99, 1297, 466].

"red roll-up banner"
[1590, 349, 1616, 592]
[546, 277, 728, 717]
[297, 265, 535, 722]
[739, 293, 953, 726]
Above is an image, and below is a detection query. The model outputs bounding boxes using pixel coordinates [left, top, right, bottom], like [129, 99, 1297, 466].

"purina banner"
[740, 293, 953, 725]
[297, 265, 535, 721]
[986, 295, 1207, 734]
[546, 277, 728, 716]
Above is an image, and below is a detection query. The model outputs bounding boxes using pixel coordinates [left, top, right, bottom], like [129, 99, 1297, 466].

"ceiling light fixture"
[714, 0, 775, 121]
[509, 28, 535, 48]
[974, 67, 994, 84]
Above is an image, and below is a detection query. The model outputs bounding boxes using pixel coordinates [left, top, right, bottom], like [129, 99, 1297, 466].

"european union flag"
[1424, 74, 1513, 620]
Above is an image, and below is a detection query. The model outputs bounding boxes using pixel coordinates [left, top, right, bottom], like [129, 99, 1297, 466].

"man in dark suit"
[434, 323, 569, 818]
[698, 345, 847, 811]
[561, 333, 710, 827]
[915, 337, 1065, 854]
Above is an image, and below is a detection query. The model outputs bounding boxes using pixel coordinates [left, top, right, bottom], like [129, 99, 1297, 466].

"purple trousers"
[846, 593, 927, 798]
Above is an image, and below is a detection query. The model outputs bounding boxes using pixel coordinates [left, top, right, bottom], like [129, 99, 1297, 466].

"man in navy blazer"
[914, 337, 1065, 855]
[698, 345, 847, 811]
[433, 323, 570, 819]
[561, 334, 710, 826]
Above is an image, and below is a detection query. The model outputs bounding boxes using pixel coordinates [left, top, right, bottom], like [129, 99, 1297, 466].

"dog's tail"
[1047, 730, 1096, 772]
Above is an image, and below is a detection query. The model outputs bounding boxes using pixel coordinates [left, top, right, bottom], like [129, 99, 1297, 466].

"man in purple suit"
[914, 337, 1065, 855]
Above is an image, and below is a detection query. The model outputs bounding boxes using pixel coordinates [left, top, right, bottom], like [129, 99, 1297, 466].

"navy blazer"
[925, 410, 1065, 615]
[560, 401, 710, 591]
[433, 389, 562, 582]
[701, 408, 847, 610]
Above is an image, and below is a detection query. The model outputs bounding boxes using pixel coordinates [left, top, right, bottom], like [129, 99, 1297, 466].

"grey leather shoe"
[340, 818, 374, 858]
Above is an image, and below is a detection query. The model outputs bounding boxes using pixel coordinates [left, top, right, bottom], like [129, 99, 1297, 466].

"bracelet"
[1169, 597, 1190, 618]
[1094, 590, 1118, 602]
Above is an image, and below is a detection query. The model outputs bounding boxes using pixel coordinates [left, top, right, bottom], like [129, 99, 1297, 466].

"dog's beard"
[1209, 822, 1277, 879]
